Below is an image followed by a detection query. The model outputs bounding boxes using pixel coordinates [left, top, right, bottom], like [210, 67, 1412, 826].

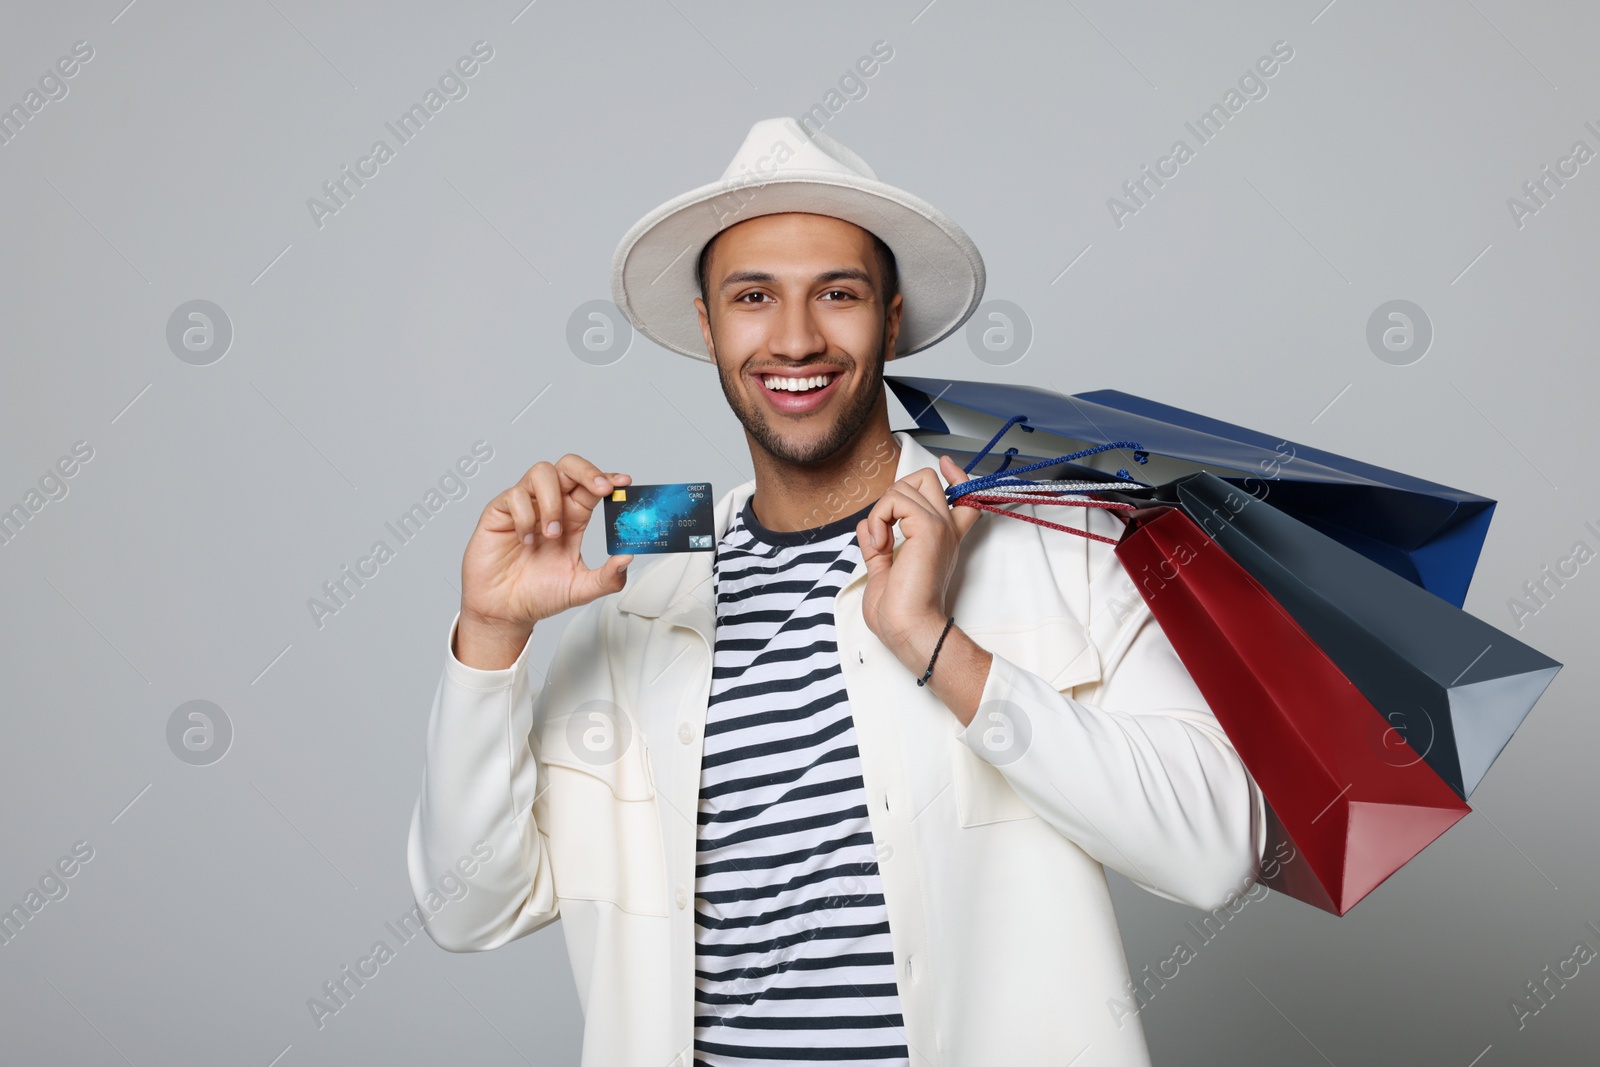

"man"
[407, 117, 1266, 1066]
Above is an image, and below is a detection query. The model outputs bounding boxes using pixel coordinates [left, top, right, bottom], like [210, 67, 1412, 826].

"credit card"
[603, 482, 715, 555]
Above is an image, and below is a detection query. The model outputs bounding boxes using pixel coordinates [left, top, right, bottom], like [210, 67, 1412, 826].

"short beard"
[711, 324, 887, 468]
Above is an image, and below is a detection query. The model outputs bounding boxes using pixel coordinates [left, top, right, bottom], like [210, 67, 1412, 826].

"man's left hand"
[857, 454, 983, 673]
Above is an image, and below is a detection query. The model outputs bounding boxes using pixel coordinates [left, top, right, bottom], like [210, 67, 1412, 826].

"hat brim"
[612, 170, 985, 363]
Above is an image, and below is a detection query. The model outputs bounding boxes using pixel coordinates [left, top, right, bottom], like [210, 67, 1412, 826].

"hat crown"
[717, 117, 880, 184]
[613, 115, 983, 363]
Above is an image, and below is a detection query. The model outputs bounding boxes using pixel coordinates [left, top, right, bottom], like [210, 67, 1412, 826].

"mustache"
[747, 361, 851, 376]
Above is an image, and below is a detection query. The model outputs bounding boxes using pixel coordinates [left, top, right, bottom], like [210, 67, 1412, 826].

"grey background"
[1, 0, 1595, 1064]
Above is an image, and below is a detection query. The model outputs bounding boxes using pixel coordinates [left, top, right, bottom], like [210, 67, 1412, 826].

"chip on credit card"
[603, 482, 715, 555]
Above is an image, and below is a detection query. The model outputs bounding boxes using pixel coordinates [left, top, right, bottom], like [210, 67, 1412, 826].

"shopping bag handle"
[945, 414, 1151, 498]
[941, 413, 1152, 545]
[953, 492, 1139, 544]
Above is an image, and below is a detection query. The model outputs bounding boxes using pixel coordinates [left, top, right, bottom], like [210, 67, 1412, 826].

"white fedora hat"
[611, 116, 985, 364]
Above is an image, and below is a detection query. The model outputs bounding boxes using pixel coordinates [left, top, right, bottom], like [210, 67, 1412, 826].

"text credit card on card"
[603, 483, 715, 555]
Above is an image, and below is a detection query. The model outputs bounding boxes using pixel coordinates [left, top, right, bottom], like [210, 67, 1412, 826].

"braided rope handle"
[940, 412, 1152, 546]
[954, 491, 1135, 545]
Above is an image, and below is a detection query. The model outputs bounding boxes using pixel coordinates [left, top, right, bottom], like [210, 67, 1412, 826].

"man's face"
[694, 212, 901, 467]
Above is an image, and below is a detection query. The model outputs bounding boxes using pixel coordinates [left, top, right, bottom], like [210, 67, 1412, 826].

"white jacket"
[407, 431, 1267, 1066]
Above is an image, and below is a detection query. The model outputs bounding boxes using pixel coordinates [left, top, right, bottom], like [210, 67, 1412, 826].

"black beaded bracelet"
[916, 615, 956, 687]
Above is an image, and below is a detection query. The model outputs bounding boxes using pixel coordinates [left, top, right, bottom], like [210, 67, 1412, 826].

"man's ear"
[883, 291, 903, 361]
[693, 296, 716, 362]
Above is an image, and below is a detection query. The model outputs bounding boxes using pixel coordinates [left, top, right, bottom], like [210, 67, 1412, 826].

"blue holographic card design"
[603, 482, 715, 554]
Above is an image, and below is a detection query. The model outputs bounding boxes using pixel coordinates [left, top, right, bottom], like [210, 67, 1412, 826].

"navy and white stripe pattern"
[693, 494, 909, 1066]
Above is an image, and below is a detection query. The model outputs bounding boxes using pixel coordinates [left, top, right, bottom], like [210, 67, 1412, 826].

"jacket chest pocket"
[949, 618, 1102, 828]
[950, 733, 1038, 826]
[534, 701, 669, 917]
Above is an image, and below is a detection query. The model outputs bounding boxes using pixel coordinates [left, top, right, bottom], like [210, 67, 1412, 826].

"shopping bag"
[1111, 505, 1472, 916]
[1120, 473, 1563, 800]
[942, 398, 1564, 913]
[890, 374, 1495, 607]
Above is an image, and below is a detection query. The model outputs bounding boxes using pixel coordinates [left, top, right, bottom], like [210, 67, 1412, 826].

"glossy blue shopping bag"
[888, 375, 1495, 607]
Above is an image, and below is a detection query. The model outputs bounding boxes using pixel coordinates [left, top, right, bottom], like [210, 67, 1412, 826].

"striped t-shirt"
[693, 493, 909, 1067]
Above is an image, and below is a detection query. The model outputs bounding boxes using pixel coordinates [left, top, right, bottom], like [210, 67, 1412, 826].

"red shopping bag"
[1113, 506, 1471, 915]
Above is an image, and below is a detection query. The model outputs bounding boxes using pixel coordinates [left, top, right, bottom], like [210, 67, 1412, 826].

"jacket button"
[677, 722, 693, 744]
[675, 886, 688, 909]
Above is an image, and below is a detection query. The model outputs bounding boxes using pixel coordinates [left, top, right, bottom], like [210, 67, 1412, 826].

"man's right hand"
[454, 454, 634, 670]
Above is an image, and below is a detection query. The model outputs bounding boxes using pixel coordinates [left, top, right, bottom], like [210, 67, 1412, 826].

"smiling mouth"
[758, 370, 842, 395]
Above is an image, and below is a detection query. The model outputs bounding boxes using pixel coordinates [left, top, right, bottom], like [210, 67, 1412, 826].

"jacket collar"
[615, 430, 947, 644]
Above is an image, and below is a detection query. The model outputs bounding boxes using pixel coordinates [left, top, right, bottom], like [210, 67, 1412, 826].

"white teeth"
[764, 374, 832, 392]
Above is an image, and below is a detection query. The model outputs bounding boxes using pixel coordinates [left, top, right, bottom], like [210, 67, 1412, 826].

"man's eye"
[821, 289, 855, 301]
[735, 291, 770, 304]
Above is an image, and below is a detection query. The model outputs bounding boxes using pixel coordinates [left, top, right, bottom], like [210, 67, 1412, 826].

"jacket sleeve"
[955, 503, 1269, 912]
[405, 601, 603, 951]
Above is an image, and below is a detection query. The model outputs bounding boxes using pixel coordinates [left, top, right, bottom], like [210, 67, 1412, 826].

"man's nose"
[767, 295, 827, 361]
